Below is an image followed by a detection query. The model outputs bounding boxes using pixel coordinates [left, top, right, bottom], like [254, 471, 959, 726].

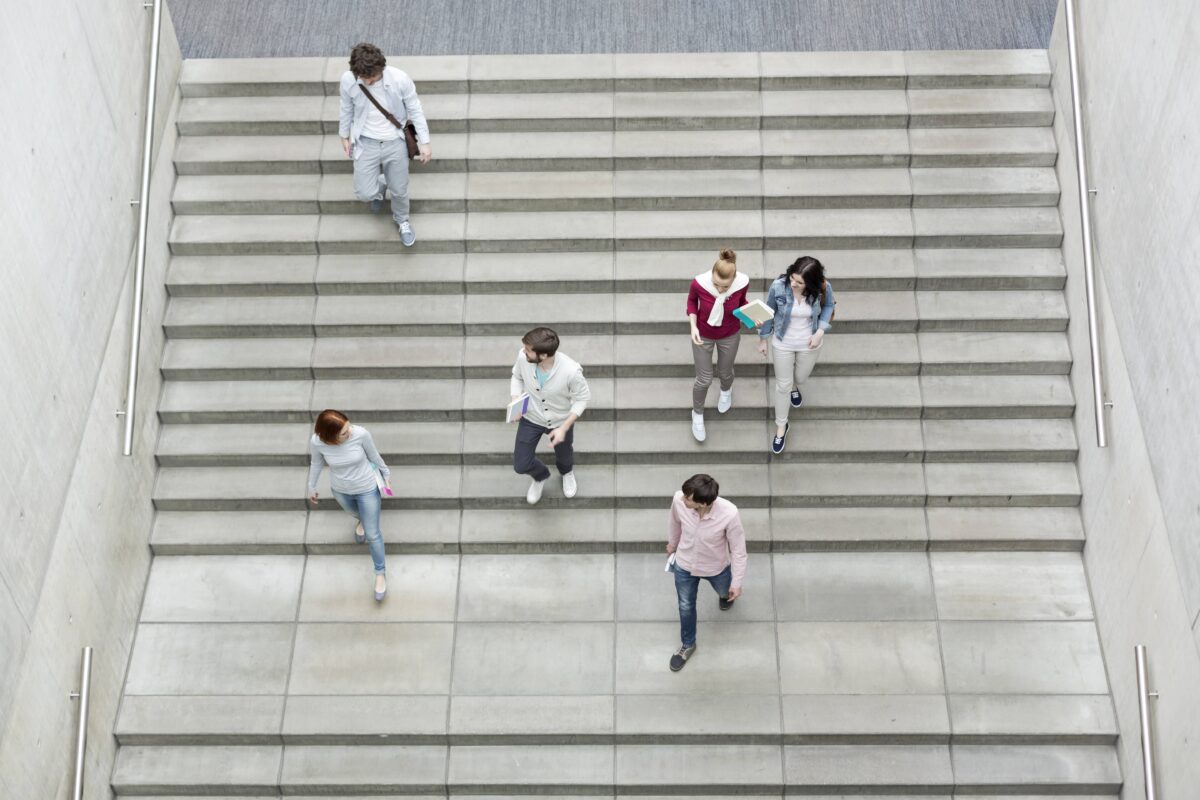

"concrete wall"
[1049, 1, 1200, 797]
[0, 2, 180, 797]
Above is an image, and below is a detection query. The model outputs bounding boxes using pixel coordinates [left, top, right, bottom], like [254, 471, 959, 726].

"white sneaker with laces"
[691, 411, 707, 442]
[562, 471, 578, 499]
[398, 220, 416, 247]
[526, 477, 547, 505]
[717, 389, 733, 414]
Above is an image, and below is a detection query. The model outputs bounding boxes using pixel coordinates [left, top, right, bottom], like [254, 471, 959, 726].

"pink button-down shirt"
[667, 490, 748, 588]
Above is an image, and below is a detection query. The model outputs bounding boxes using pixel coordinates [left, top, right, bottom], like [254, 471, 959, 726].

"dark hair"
[781, 256, 826, 304]
[349, 43, 387, 78]
[315, 409, 350, 444]
[522, 327, 560, 357]
[681, 473, 720, 506]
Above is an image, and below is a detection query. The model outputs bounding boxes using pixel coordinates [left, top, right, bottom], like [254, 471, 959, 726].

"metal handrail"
[121, 0, 164, 456]
[1063, 0, 1111, 447]
[1135, 645, 1160, 799]
[69, 647, 93, 800]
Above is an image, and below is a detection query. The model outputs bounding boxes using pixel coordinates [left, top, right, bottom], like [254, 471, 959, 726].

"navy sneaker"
[771, 422, 789, 455]
[790, 389, 803, 407]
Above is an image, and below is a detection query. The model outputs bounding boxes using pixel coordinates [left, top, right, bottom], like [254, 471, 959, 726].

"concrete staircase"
[111, 52, 1121, 796]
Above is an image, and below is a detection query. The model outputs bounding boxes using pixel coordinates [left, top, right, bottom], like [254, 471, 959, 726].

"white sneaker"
[562, 472, 578, 499]
[526, 477, 548, 505]
[398, 220, 416, 247]
[691, 411, 707, 442]
[717, 389, 733, 414]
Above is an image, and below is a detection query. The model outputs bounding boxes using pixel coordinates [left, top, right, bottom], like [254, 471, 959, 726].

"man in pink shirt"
[666, 474, 749, 671]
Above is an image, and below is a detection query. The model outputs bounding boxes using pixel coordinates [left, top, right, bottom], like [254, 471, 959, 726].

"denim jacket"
[757, 277, 836, 340]
[339, 66, 431, 146]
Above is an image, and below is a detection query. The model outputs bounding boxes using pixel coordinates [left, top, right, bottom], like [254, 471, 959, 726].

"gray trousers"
[353, 136, 410, 224]
[691, 334, 741, 413]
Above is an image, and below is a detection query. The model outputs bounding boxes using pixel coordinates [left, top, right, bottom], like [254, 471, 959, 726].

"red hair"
[314, 409, 350, 444]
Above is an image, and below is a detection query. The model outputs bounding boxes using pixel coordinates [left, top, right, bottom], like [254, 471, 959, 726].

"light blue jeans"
[332, 488, 385, 574]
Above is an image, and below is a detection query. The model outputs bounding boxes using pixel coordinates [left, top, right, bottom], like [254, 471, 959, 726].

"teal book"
[732, 299, 772, 329]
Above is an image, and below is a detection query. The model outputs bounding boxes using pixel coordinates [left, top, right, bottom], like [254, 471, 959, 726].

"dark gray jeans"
[513, 417, 574, 482]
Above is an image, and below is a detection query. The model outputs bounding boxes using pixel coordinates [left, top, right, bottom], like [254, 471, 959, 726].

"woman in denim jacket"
[756, 256, 836, 454]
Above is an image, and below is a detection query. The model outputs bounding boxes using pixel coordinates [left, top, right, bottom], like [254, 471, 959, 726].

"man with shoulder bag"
[338, 42, 432, 247]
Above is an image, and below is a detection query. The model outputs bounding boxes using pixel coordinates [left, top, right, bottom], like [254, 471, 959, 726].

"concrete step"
[171, 167, 1060, 216]
[150, 460, 1080, 511]
[161, 289, 1068, 338]
[157, 374, 1075, 424]
[178, 51, 1050, 98]
[167, 208, 1063, 255]
[163, 249, 1067, 297]
[173, 127, 1056, 175]
[116, 691, 1113, 751]
[154, 418, 1078, 468]
[176, 86, 1051, 136]
[111, 740, 1118, 794]
[148, 504, 1086, 556]
[910, 126, 1058, 167]
[177, 93, 469, 136]
[158, 332, 1072, 381]
[114, 691, 1118, 747]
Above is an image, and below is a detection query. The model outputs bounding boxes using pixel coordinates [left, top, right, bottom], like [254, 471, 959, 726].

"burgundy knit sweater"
[687, 279, 749, 340]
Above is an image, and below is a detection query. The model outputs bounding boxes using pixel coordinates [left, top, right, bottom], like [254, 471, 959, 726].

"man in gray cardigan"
[338, 42, 431, 246]
[510, 327, 591, 504]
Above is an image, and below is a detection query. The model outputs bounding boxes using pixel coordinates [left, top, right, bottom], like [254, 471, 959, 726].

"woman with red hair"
[307, 409, 391, 601]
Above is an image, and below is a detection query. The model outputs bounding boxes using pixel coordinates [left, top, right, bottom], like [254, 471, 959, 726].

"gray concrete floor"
[119, 551, 1110, 739]
[167, 0, 1059, 59]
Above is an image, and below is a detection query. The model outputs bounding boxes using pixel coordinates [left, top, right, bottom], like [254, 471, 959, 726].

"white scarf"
[696, 270, 750, 327]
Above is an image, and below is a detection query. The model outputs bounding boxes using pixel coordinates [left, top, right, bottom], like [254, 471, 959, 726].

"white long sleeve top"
[307, 425, 390, 495]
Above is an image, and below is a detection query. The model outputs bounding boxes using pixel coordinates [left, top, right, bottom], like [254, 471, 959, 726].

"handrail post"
[69, 646, 93, 800]
[1063, 0, 1110, 447]
[121, 0, 164, 456]
[1135, 645, 1159, 800]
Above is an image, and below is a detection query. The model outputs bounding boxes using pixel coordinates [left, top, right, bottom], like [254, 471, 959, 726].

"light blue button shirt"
[339, 66, 430, 147]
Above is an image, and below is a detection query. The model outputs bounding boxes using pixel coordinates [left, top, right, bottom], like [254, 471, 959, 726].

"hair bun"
[718, 248, 736, 263]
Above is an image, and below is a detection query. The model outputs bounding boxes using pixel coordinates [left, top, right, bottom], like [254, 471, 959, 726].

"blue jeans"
[673, 563, 732, 648]
[332, 488, 386, 574]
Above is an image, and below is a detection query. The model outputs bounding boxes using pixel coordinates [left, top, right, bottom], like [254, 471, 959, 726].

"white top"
[307, 425, 390, 495]
[509, 350, 591, 428]
[361, 94, 401, 141]
[775, 294, 815, 351]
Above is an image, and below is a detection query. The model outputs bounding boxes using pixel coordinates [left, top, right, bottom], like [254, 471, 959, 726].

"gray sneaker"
[669, 643, 696, 672]
[398, 221, 416, 247]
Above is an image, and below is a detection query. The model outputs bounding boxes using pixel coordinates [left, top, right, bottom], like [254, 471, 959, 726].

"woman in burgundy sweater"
[686, 249, 750, 442]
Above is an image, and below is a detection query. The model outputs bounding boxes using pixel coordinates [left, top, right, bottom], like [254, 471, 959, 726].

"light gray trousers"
[353, 136, 410, 224]
[772, 341, 822, 426]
